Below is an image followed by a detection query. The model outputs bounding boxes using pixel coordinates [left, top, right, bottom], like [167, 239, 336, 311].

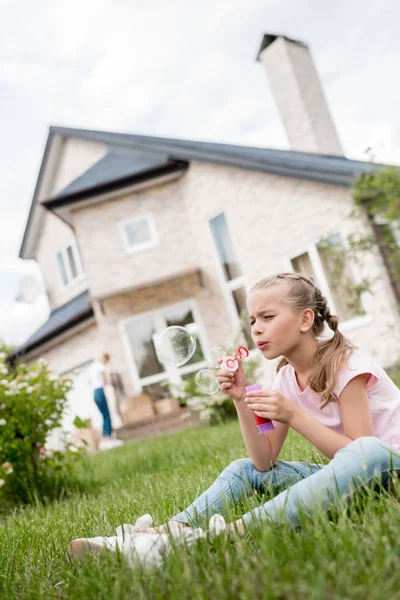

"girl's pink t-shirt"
[272, 351, 400, 449]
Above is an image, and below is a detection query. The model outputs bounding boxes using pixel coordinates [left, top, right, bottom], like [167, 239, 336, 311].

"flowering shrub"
[0, 354, 83, 507]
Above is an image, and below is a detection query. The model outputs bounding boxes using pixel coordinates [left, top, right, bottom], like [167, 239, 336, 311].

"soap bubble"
[195, 369, 220, 395]
[155, 326, 196, 367]
[206, 346, 226, 368]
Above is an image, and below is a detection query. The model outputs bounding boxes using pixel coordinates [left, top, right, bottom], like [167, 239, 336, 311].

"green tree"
[352, 167, 400, 298]
[319, 167, 400, 309]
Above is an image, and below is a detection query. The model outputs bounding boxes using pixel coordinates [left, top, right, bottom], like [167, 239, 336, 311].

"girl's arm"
[235, 400, 289, 471]
[289, 374, 373, 459]
[217, 363, 288, 471]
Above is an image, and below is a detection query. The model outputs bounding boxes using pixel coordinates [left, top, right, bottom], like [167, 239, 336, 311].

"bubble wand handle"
[245, 383, 275, 434]
[220, 346, 249, 372]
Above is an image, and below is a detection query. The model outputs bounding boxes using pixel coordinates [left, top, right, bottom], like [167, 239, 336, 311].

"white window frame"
[119, 213, 159, 256]
[119, 298, 210, 394]
[207, 210, 248, 333]
[285, 235, 372, 333]
[56, 239, 85, 288]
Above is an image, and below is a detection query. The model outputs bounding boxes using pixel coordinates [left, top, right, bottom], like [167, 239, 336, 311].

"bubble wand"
[218, 345, 275, 434]
[220, 345, 249, 371]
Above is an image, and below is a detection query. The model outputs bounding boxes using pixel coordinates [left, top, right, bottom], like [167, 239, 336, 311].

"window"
[56, 240, 84, 287]
[372, 217, 400, 303]
[122, 302, 207, 399]
[119, 213, 158, 255]
[289, 234, 365, 323]
[209, 213, 242, 281]
[209, 213, 254, 348]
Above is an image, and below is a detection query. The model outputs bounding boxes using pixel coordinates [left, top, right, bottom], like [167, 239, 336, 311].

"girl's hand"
[216, 360, 247, 403]
[244, 389, 297, 424]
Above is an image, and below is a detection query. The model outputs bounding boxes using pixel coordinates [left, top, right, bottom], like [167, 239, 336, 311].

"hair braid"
[314, 289, 339, 333]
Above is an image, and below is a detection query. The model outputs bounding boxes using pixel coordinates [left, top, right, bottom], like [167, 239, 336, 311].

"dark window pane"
[231, 287, 255, 349]
[125, 316, 165, 378]
[67, 245, 78, 278]
[209, 213, 242, 281]
[125, 218, 151, 246]
[57, 252, 68, 285]
[165, 306, 205, 365]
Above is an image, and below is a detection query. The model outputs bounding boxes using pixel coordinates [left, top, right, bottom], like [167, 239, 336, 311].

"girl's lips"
[257, 341, 269, 348]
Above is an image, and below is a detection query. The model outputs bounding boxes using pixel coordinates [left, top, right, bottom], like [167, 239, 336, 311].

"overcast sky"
[1, 0, 400, 346]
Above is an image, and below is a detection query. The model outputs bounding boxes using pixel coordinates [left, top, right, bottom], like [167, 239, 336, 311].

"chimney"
[257, 34, 344, 156]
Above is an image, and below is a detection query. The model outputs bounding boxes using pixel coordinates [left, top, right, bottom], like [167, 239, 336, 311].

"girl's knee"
[222, 458, 255, 478]
[339, 436, 392, 469]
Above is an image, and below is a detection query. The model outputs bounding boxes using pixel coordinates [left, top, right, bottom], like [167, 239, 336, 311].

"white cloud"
[0, 295, 49, 346]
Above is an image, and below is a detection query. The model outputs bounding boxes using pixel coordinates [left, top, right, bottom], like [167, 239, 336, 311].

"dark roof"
[52, 146, 182, 202]
[9, 290, 93, 360]
[47, 125, 378, 199]
[256, 33, 308, 60]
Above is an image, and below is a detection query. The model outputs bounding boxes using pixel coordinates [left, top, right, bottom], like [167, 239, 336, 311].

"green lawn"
[0, 422, 399, 600]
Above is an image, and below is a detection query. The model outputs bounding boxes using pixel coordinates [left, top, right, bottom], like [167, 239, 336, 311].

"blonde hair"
[251, 272, 356, 408]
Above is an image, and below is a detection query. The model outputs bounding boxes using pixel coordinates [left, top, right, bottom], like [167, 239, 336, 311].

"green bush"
[0, 354, 83, 508]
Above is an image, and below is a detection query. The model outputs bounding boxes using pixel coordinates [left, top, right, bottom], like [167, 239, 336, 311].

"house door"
[120, 300, 209, 400]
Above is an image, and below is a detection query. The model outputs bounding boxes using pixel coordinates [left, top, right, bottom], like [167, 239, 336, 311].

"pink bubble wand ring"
[220, 345, 249, 372]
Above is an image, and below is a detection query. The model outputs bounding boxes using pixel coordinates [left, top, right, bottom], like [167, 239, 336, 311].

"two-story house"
[12, 34, 400, 433]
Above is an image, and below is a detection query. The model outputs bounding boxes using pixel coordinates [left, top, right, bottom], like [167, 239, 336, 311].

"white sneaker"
[208, 514, 227, 539]
[99, 437, 124, 451]
[66, 514, 207, 568]
[66, 535, 118, 561]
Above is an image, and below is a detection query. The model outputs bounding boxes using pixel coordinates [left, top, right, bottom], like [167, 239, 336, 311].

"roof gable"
[19, 132, 107, 259]
[53, 147, 172, 200]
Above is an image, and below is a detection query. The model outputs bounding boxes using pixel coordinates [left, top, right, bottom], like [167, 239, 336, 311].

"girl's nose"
[253, 322, 264, 335]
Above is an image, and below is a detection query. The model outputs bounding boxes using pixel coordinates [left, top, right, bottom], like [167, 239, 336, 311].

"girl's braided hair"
[251, 272, 356, 408]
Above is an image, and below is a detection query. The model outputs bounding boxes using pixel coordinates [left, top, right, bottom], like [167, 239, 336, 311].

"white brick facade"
[36, 211, 88, 309]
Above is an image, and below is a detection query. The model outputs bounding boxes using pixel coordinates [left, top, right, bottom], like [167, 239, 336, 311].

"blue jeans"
[172, 437, 400, 528]
[94, 387, 112, 437]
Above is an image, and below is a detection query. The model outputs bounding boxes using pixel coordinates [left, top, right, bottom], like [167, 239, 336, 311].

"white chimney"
[257, 34, 344, 156]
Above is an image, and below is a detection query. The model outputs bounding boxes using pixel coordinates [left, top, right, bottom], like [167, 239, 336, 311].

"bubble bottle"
[245, 383, 275, 434]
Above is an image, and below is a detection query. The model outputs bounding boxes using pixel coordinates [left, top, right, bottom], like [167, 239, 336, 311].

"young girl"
[159, 272, 400, 535]
[68, 272, 400, 557]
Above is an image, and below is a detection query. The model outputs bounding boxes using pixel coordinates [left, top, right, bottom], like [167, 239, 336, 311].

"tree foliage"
[320, 167, 400, 310]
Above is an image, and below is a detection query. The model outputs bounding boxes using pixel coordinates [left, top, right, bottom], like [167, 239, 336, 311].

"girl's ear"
[299, 308, 315, 332]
